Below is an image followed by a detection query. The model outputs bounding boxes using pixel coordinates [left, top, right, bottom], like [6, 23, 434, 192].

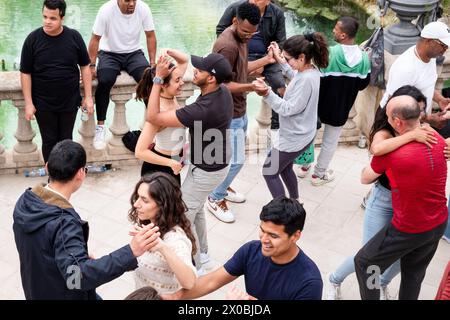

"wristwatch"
[153, 76, 164, 85]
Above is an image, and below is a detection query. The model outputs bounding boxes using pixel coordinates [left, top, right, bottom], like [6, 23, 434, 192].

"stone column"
[78, 110, 105, 159]
[12, 99, 40, 164]
[340, 106, 361, 143]
[0, 131, 5, 165]
[248, 98, 271, 152]
[107, 92, 133, 156]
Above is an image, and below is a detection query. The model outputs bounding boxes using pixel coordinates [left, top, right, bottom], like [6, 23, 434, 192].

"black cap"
[191, 53, 232, 84]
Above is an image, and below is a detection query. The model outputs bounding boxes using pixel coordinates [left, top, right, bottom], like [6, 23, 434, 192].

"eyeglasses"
[237, 25, 259, 38]
[433, 39, 449, 50]
[242, 30, 259, 37]
[283, 54, 295, 62]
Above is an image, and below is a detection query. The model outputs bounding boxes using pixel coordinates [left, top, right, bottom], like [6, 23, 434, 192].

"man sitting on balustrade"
[88, 0, 157, 150]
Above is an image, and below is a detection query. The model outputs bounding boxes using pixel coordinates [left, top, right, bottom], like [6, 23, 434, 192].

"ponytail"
[283, 32, 329, 69]
[135, 66, 155, 102]
[310, 32, 329, 69]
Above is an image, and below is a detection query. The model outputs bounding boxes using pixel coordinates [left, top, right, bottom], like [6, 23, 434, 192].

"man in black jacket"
[217, 0, 286, 129]
[13, 140, 160, 300]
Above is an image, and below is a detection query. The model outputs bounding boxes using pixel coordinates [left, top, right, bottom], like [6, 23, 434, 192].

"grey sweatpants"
[181, 164, 229, 269]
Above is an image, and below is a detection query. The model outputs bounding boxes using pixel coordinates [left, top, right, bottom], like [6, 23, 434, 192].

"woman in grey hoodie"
[254, 33, 329, 201]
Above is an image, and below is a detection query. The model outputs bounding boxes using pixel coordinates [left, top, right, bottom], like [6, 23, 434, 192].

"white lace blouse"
[134, 226, 197, 294]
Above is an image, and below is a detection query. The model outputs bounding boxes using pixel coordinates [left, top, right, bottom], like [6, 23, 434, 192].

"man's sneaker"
[197, 266, 208, 276]
[205, 198, 235, 223]
[442, 235, 450, 244]
[93, 125, 106, 150]
[325, 273, 342, 300]
[225, 187, 246, 203]
[200, 252, 211, 265]
[380, 285, 395, 300]
[296, 164, 311, 178]
[311, 169, 335, 186]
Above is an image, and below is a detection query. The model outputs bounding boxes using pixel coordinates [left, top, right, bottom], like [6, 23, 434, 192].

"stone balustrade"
[1, 61, 365, 174]
[0, 68, 195, 174]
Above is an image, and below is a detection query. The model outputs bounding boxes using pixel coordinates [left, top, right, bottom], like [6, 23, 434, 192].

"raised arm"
[146, 56, 184, 128]
[165, 49, 189, 77]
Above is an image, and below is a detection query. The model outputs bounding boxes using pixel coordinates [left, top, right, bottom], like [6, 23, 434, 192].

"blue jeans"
[445, 197, 450, 238]
[209, 115, 248, 201]
[331, 183, 401, 286]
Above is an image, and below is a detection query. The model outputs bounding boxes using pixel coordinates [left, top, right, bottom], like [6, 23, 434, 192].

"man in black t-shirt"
[20, 0, 92, 163]
[146, 52, 233, 272]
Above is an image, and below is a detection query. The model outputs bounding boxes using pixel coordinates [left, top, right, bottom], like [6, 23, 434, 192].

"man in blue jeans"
[205, 2, 275, 228]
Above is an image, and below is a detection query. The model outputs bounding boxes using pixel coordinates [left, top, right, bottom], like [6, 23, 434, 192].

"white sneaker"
[311, 169, 335, 186]
[325, 273, 342, 300]
[197, 266, 208, 276]
[200, 252, 210, 265]
[296, 164, 311, 178]
[380, 285, 395, 300]
[225, 187, 246, 203]
[442, 235, 450, 244]
[205, 198, 235, 223]
[93, 125, 106, 150]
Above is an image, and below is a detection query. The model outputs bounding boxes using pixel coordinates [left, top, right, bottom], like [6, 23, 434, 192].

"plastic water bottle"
[86, 164, 107, 173]
[358, 135, 367, 149]
[24, 167, 47, 177]
[86, 164, 112, 174]
[80, 107, 89, 121]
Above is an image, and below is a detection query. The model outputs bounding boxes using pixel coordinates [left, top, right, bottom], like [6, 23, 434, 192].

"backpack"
[363, 27, 385, 89]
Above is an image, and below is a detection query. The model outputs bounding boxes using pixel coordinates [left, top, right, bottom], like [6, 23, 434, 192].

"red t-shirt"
[371, 133, 448, 233]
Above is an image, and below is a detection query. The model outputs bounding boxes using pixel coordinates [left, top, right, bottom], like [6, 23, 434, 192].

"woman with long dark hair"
[128, 172, 197, 294]
[134, 49, 188, 184]
[326, 85, 437, 300]
[253, 33, 329, 201]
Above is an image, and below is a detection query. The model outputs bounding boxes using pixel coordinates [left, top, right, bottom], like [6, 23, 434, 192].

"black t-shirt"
[20, 27, 90, 112]
[176, 85, 233, 172]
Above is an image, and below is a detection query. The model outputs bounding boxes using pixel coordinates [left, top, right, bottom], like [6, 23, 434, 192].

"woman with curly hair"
[128, 172, 197, 294]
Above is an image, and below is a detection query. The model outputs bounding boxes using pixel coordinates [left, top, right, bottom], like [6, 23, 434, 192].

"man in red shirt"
[355, 95, 448, 300]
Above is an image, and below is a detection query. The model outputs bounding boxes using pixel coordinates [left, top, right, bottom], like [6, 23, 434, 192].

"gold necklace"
[160, 95, 174, 100]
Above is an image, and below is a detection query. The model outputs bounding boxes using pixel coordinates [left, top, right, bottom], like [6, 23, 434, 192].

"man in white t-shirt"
[380, 21, 450, 128]
[88, 0, 157, 149]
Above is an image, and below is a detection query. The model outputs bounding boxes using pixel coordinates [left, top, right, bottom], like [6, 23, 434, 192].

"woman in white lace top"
[128, 172, 197, 294]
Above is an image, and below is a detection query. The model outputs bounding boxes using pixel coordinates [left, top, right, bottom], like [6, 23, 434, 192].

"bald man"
[355, 95, 448, 300]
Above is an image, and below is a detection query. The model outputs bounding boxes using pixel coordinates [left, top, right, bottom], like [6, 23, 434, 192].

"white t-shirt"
[380, 45, 437, 114]
[92, 0, 155, 54]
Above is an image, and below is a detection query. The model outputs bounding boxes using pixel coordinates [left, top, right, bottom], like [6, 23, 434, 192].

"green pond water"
[0, 0, 371, 149]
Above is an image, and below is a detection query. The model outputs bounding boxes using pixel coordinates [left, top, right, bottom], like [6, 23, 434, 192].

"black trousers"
[140, 146, 182, 185]
[354, 220, 447, 300]
[95, 50, 149, 121]
[35, 109, 78, 163]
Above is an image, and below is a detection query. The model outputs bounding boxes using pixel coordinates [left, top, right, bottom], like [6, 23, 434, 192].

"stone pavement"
[0, 145, 448, 300]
